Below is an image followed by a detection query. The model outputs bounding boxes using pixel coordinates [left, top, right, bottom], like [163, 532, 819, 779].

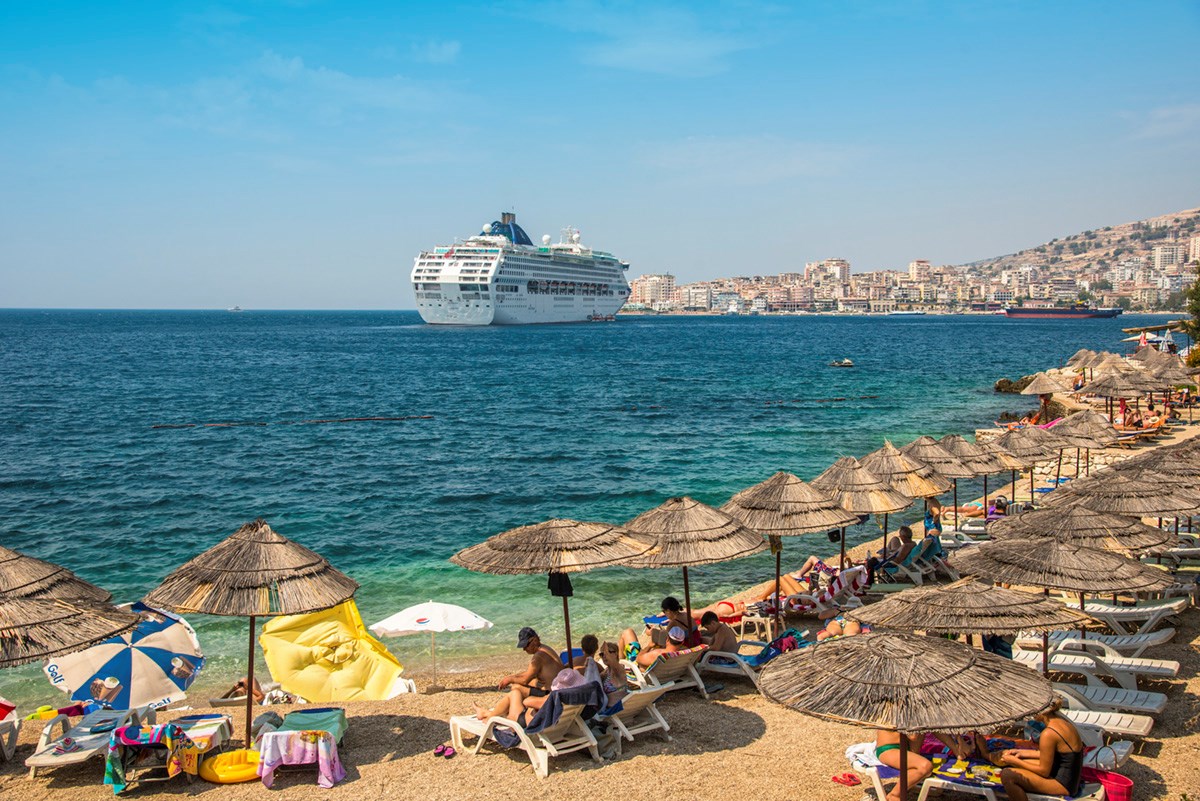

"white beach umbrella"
[370, 601, 492, 692]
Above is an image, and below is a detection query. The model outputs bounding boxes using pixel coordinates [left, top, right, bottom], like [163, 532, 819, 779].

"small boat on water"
[829, 358, 855, 368]
[227, 306, 243, 313]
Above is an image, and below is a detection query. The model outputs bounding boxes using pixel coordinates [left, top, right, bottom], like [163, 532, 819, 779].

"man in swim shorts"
[475, 627, 565, 724]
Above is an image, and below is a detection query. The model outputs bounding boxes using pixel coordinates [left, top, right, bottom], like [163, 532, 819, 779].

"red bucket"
[1081, 767, 1132, 801]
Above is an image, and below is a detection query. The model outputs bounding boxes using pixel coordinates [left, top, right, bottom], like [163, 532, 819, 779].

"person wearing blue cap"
[473, 627, 565, 725]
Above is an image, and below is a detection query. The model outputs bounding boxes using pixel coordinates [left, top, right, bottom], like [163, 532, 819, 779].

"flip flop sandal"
[443, 747, 457, 759]
[831, 773, 861, 786]
[433, 745, 448, 756]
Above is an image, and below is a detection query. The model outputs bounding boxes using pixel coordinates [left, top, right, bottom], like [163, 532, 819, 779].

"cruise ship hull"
[1003, 307, 1122, 319]
[411, 215, 631, 326]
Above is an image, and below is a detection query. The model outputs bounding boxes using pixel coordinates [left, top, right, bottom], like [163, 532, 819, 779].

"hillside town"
[627, 215, 1200, 315]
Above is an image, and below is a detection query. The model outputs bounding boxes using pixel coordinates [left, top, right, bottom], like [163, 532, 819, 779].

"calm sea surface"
[0, 310, 1170, 703]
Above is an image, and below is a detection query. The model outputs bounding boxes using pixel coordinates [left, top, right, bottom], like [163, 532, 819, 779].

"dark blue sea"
[0, 310, 1170, 703]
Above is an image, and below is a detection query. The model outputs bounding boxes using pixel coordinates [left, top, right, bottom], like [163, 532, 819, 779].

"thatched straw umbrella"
[144, 519, 359, 745]
[623, 497, 767, 625]
[760, 632, 1053, 800]
[989, 507, 1177, 555]
[1052, 411, 1117, 478]
[811, 457, 911, 553]
[939, 434, 1007, 527]
[0, 545, 112, 602]
[1066, 349, 1095, 368]
[863, 441, 951, 499]
[1020, 372, 1070, 424]
[721, 472, 858, 612]
[1, 596, 140, 668]
[845, 578, 1091, 635]
[899, 437, 974, 527]
[451, 518, 654, 664]
[994, 428, 1053, 502]
[1078, 371, 1144, 420]
[981, 440, 1031, 507]
[1045, 473, 1198, 518]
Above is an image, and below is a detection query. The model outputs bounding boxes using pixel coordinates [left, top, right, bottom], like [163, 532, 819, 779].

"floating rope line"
[151, 415, 434, 430]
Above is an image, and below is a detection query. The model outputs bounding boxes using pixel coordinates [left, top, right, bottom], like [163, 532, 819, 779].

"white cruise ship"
[412, 213, 630, 325]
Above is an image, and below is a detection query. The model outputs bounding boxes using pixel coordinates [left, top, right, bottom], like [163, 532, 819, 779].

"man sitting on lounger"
[474, 627, 565, 725]
[699, 611, 738, 653]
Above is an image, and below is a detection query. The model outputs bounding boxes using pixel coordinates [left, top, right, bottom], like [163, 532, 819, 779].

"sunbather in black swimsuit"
[1050, 747, 1083, 796]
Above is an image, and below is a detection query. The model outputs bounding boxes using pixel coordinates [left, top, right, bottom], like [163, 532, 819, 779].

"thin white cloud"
[410, 39, 462, 65]
[640, 135, 864, 185]
[1130, 103, 1200, 140]
[527, 1, 763, 77]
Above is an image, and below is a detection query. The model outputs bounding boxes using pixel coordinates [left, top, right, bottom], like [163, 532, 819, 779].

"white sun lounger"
[449, 703, 600, 779]
[1060, 707, 1153, 738]
[623, 645, 710, 699]
[26, 707, 155, 778]
[0, 710, 19, 762]
[1016, 628, 1175, 658]
[1061, 596, 1188, 635]
[1054, 683, 1168, 716]
[595, 684, 673, 755]
[1013, 647, 1179, 691]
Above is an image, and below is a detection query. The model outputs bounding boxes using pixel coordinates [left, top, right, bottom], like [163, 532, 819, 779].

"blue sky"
[1, 1, 1198, 309]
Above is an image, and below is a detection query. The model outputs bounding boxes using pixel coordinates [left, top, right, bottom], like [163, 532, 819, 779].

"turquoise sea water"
[0, 310, 1171, 704]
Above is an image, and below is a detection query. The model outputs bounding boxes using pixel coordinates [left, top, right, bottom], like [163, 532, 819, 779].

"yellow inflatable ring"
[199, 748, 260, 784]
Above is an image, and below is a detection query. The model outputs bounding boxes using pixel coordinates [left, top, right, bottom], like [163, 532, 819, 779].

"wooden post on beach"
[245, 615, 256, 747]
[839, 527, 847, 571]
[898, 733, 909, 799]
[682, 566, 693, 632]
[561, 595, 573, 667]
[952, 480, 959, 531]
[773, 543, 782, 629]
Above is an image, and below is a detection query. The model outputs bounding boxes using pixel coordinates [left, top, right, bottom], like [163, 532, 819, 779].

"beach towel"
[257, 729, 345, 789]
[103, 723, 194, 795]
[491, 681, 605, 749]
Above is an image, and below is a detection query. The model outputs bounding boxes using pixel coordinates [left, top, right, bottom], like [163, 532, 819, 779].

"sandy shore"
[3, 399, 1198, 799]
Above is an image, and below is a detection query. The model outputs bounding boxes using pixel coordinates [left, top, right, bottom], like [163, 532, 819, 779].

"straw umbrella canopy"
[989, 507, 1177, 555]
[623, 496, 768, 625]
[939, 434, 1008, 526]
[1077, 372, 1144, 423]
[143, 519, 359, 745]
[760, 631, 1053, 800]
[995, 425, 1072, 498]
[1020, 372, 1070, 424]
[811, 457, 912, 550]
[1052, 410, 1118, 478]
[1066, 349, 1095, 367]
[0, 545, 112, 602]
[451, 518, 654, 662]
[862, 441, 951, 500]
[1, 596, 140, 669]
[722, 472, 859, 606]
[899, 437, 974, 481]
[845, 578, 1091, 634]
[954, 538, 1177, 596]
[1044, 473, 1199, 517]
[980, 440, 1032, 505]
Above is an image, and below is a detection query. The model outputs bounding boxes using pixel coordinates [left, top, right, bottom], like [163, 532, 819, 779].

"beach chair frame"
[1013, 646, 1179, 691]
[1016, 628, 1174, 658]
[26, 707, 155, 779]
[449, 703, 601, 779]
[0, 713, 19, 762]
[600, 684, 673, 755]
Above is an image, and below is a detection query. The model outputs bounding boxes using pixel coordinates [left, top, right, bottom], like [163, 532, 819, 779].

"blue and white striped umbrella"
[43, 602, 204, 710]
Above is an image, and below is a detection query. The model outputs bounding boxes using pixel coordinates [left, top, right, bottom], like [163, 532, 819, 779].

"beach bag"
[1081, 767, 1132, 801]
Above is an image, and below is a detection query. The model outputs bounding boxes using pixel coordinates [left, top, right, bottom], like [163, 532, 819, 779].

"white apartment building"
[681, 283, 712, 310]
[908, 259, 931, 282]
[629, 273, 677, 308]
[1189, 236, 1200, 263]
[1152, 244, 1187, 272]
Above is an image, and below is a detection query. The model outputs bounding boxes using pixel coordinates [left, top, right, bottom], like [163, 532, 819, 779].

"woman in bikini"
[873, 730, 933, 801]
[997, 699, 1085, 801]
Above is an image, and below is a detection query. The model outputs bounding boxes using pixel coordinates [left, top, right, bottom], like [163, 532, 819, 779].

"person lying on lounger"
[222, 676, 264, 704]
[618, 625, 686, 667]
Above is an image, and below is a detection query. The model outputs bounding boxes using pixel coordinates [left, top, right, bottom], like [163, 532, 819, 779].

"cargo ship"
[1003, 304, 1122, 319]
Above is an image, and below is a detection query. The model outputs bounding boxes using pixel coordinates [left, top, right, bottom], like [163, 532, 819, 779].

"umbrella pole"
[1041, 590, 1050, 677]
[562, 595, 573, 667]
[774, 544, 782, 629]
[245, 615, 256, 747]
[1079, 593, 1087, 640]
[839, 527, 846, 571]
[1054, 449, 1063, 486]
[899, 733, 909, 799]
[953, 480, 959, 531]
[1011, 469, 1017, 504]
[983, 475, 989, 508]
[1029, 467, 1034, 500]
[682, 567, 692, 632]
[431, 632, 438, 690]
[1075, 448, 1081, 478]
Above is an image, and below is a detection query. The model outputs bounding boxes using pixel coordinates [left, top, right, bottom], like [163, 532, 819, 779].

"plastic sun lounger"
[26, 708, 155, 778]
[622, 645, 710, 699]
[449, 703, 600, 779]
[786, 566, 869, 614]
[1060, 596, 1188, 635]
[1053, 683, 1168, 716]
[1059, 707, 1153, 738]
[1016, 628, 1175, 658]
[1, 709, 19, 762]
[857, 760, 1105, 801]
[594, 684, 673, 755]
[880, 539, 937, 585]
[1012, 647, 1179, 691]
